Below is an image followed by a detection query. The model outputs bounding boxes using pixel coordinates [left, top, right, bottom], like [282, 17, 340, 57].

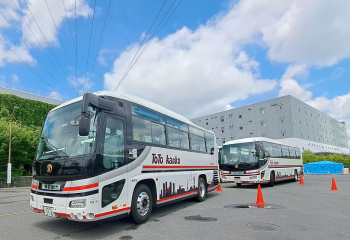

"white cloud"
[22, 0, 92, 47]
[104, 18, 277, 118]
[104, 0, 350, 119]
[48, 91, 64, 101]
[331, 67, 345, 80]
[11, 74, 19, 83]
[67, 75, 94, 95]
[0, 35, 36, 66]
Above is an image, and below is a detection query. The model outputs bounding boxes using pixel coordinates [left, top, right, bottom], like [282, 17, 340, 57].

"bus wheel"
[293, 170, 298, 182]
[131, 184, 153, 224]
[236, 183, 242, 187]
[268, 172, 275, 187]
[196, 177, 207, 202]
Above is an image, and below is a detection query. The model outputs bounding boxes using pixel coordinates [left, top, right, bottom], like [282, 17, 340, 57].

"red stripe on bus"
[157, 190, 197, 203]
[63, 183, 99, 192]
[95, 207, 131, 218]
[268, 165, 303, 167]
[143, 166, 218, 169]
[276, 176, 294, 180]
[32, 207, 44, 212]
[31, 184, 38, 189]
[55, 212, 70, 217]
[221, 172, 229, 175]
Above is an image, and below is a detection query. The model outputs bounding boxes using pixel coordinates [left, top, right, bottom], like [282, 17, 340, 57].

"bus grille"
[213, 170, 219, 185]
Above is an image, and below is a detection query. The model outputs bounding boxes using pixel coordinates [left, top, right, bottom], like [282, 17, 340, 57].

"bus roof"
[223, 137, 299, 148]
[50, 91, 211, 132]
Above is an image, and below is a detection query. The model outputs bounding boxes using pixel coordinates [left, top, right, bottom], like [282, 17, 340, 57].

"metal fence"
[0, 81, 69, 102]
[0, 176, 32, 188]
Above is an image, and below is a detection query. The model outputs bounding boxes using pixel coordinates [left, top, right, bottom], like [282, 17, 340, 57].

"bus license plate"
[42, 184, 60, 191]
[235, 179, 242, 183]
[43, 206, 56, 217]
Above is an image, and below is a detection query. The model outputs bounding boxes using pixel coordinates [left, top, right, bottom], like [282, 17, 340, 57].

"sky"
[1, 0, 350, 146]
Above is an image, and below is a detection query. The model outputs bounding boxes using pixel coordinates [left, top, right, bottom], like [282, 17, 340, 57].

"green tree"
[317, 155, 327, 161]
[302, 150, 317, 164]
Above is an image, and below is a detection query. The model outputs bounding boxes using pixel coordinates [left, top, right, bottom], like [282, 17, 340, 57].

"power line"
[115, 0, 183, 91]
[86, 0, 113, 89]
[0, 11, 75, 96]
[0, 37, 54, 92]
[116, 0, 168, 88]
[44, 0, 79, 81]
[23, 0, 74, 90]
[75, 0, 77, 90]
[10, 0, 69, 89]
[60, 0, 83, 76]
[83, 0, 97, 92]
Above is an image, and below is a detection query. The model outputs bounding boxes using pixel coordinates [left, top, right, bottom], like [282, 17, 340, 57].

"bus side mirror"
[79, 115, 91, 136]
[210, 147, 214, 155]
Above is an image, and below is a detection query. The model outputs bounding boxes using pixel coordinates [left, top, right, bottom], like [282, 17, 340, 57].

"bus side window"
[103, 118, 125, 170]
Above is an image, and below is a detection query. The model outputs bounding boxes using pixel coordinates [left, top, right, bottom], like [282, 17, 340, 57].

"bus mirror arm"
[81, 93, 115, 115]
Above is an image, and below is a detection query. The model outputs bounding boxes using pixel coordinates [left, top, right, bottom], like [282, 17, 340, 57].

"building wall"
[191, 95, 349, 154]
[0, 87, 64, 105]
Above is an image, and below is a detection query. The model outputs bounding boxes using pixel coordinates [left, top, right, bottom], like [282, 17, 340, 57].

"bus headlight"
[69, 199, 86, 208]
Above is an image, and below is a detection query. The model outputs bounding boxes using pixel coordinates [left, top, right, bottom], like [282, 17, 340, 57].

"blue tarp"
[304, 161, 344, 174]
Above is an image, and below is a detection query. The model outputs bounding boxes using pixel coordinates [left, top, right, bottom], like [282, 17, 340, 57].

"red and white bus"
[30, 91, 219, 223]
[219, 137, 303, 187]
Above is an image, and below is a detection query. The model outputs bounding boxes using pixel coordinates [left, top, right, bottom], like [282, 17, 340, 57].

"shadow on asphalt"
[221, 179, 298, 189]
[32, 193, 219, 240]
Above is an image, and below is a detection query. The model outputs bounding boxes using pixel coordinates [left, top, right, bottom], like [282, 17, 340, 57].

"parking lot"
[1, 175, 349, 240]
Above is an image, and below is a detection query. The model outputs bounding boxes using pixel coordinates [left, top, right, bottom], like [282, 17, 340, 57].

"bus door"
[99, 113, 129, 216]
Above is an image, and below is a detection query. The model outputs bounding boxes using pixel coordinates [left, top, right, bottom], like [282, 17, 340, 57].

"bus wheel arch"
[268, 171, 275, 187]
[131, 179, 155, 224]
[135, 179, 157, 208]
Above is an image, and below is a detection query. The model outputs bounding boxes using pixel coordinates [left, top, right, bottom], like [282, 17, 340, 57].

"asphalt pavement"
[0, 175, 349, 240]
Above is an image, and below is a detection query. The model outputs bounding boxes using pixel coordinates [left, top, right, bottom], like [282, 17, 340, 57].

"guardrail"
[0, 81, 69, 102]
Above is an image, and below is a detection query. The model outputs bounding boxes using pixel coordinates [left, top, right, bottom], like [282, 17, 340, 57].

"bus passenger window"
[168, 127, 180, 147]
[150, 122, 166, 145]
[179, 131, 189, 149]
[133, 116, 152, 142]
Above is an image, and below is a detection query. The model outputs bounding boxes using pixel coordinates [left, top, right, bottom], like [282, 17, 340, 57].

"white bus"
[219, 137, 303, 187]
[30, 91, 219, 223]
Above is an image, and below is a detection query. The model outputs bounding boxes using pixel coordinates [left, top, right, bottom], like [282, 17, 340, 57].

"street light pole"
[7, 106, 19, 188]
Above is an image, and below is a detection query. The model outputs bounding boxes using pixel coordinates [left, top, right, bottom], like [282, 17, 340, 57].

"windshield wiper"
[41, 135, 69, 157]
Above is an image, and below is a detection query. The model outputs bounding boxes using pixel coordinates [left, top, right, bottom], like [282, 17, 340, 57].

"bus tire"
[236, 183, 242, 187]
[268, 172, 275, 187]
[196, 177, 207, 202]
[293, 170, 298, 182]
[131, 184, 153, 224]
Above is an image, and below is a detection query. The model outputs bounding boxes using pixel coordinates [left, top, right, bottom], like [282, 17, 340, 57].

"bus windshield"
[36, 102, 97, 160]
[220, 142, 258, 170]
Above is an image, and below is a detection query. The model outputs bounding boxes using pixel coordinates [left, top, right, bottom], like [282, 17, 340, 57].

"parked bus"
[30, 92, 219, 223]
[219, 137, 303, 187]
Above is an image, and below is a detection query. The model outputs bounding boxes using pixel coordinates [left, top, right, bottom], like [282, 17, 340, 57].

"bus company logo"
[152, 154, 181, 164]
[46, 164, 53, 173]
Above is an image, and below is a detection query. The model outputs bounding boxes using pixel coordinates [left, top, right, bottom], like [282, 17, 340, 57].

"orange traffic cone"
[255, 184, 266, 205]
[216, 184, 223, 192]
[331, 178, 338, 191]
[299, 175, 305, 185]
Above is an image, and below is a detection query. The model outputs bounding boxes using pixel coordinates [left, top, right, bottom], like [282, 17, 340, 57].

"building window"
[250, 133, 253, 135]
[300, 121, 301, 124]
[239, 115, 242, 118]
[221, 119, 224, 122]
[260, 108, 265, 114]
[282, 133, 284, 137]
[281, 120, 284, 123]
[239, 127, 243, 130]
[261, 122, 265, 127]
[248, 108, 251, 110]
[249, 120, 252, 123]
[206, 122, 208, 125]
[298, 108, 300, 112]
[199, 120, 201, 122]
